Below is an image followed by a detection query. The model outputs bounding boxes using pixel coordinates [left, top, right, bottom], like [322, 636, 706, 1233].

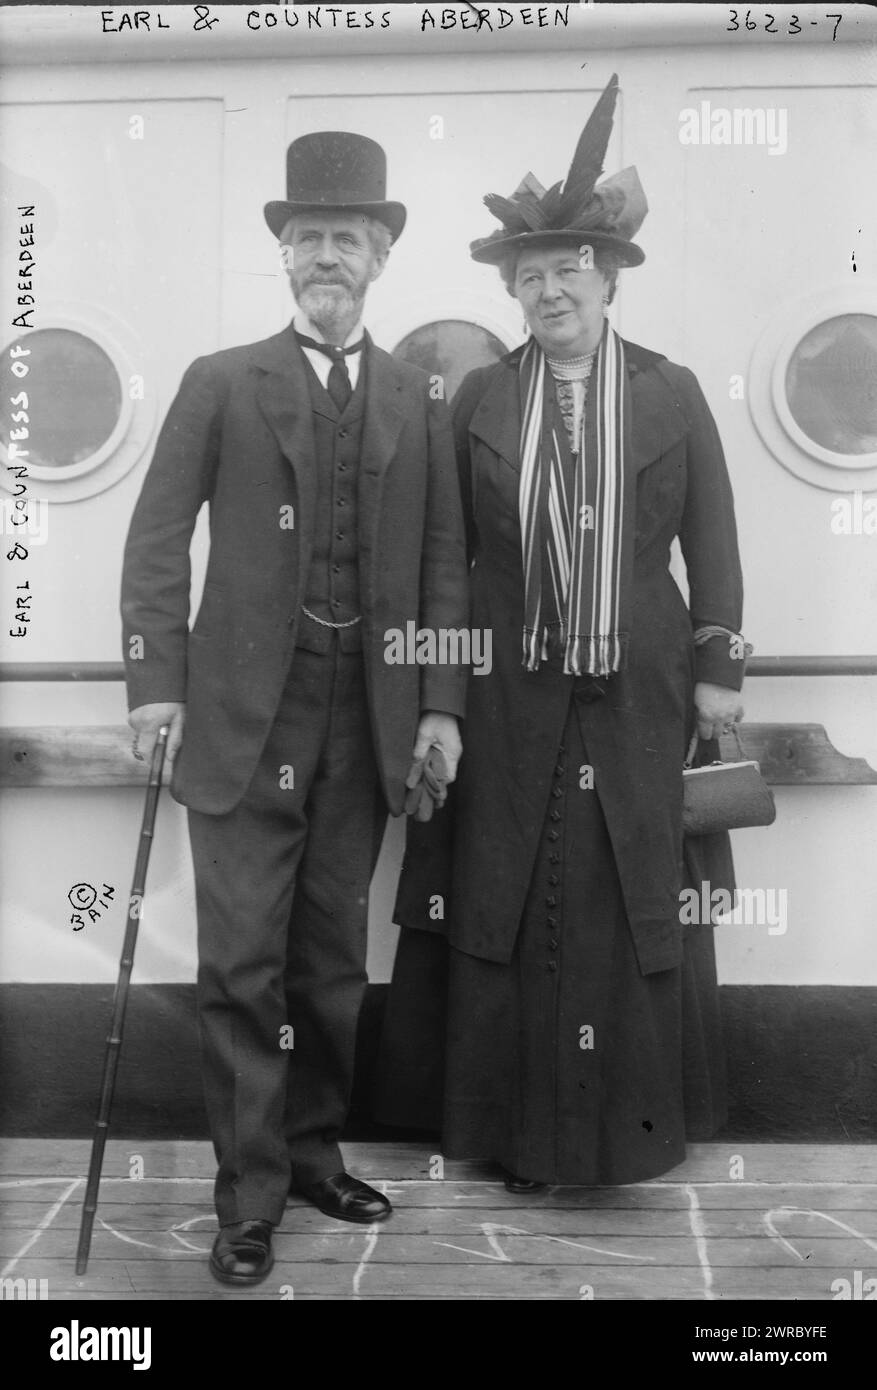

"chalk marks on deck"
[1, 1142, 876, 1299]
[0, 1177, 81, 1281]
[685, 1184, 715, 1300]
[763, 1207, 877, 1263]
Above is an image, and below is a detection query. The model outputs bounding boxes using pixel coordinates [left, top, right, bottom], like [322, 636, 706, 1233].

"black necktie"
[295, 332, 364, 413]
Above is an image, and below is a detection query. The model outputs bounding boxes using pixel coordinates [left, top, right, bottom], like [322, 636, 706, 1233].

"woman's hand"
[694, 682, 744, 742]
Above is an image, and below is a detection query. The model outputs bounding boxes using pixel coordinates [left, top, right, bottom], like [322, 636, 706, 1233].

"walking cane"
[75, 725, 169, 1275]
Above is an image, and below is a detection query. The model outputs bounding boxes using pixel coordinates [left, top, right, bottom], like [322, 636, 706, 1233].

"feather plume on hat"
[471, 74, 647, 267]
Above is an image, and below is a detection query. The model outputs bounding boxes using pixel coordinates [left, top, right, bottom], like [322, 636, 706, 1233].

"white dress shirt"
[293, 311, 365, 391]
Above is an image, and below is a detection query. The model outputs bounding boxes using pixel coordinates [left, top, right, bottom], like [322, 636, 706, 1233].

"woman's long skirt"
[374, 697, 729, 1184]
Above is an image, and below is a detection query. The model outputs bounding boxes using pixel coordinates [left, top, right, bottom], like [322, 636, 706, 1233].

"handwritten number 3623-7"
[727, 12, 842, 41]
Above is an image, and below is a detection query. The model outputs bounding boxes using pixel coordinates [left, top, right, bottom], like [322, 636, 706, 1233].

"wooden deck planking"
[4, 1226, 877, 1270]
[0, 1255, 706, 1298]
[7, 1182, 877, 1219]
[2, 1139, 876, 1183]
[6, 1167, 877, 1200]
[2, 1254, 866, 1300]
[2, 1141, 876, 1301]
[0, 1199, 692, 1234]
[5, 1202, 877, 1242]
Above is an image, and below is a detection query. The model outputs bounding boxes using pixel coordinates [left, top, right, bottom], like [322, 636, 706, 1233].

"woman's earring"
[601, 293, 610, 315]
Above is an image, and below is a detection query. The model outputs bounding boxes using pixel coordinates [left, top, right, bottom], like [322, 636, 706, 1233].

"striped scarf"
[518, 322, 634, 676]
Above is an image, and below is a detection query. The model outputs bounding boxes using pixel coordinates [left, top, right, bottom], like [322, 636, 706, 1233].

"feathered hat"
[470, 74, 647, 268]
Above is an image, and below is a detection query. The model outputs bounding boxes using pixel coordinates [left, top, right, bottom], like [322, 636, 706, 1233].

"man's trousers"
[187, 639, 386, 1228]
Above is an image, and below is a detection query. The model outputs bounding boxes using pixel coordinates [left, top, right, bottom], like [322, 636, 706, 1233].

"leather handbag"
[682, 728, 776, 835]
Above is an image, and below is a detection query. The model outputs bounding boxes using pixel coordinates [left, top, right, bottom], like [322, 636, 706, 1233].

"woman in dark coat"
[376, 76, 745, 1189]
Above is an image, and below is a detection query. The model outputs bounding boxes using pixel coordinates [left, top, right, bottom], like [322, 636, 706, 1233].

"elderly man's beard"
[290, 268, 367, 333]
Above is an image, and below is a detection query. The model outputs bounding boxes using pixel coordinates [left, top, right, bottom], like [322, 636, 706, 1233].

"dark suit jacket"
[399, 339, 744, 974]
[120, 322, 469, 816]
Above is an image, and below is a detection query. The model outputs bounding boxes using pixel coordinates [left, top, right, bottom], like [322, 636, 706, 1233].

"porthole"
[371, 291, 519, 406]
[1, 328, 124, 472]
[393, 319, 508, 401]
[784, 314, 877, 457]
[748, 288, 877, 493]
[0, 308, 156, 502]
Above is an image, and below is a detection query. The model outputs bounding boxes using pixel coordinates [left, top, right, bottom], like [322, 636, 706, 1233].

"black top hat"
[470, 75, 646, 269]
[264, 131, 406, 243]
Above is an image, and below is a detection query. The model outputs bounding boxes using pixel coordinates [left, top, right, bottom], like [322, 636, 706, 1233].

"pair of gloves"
[404, 745, 450, 822]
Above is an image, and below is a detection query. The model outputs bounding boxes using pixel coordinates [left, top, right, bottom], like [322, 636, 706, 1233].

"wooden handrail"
[1, 723, 875, 787]
[2, 657, 877, 682]
[747, 656, 877, 677]
[0, 663, 127, 682]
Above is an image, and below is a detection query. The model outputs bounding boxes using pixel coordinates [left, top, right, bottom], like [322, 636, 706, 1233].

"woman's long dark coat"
[394, 341, 743, 972]
[439, 339, 744, 977]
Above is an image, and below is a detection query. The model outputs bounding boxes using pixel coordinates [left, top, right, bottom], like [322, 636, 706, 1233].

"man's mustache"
[303, 274, 354, 290]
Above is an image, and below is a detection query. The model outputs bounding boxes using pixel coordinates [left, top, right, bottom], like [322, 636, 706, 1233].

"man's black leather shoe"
[294, 1172, 392, 1224]
[209, 1219, 275, 1285]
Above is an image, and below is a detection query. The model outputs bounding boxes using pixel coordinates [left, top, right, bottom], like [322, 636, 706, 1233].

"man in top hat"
[120, 131, 468, 1285]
